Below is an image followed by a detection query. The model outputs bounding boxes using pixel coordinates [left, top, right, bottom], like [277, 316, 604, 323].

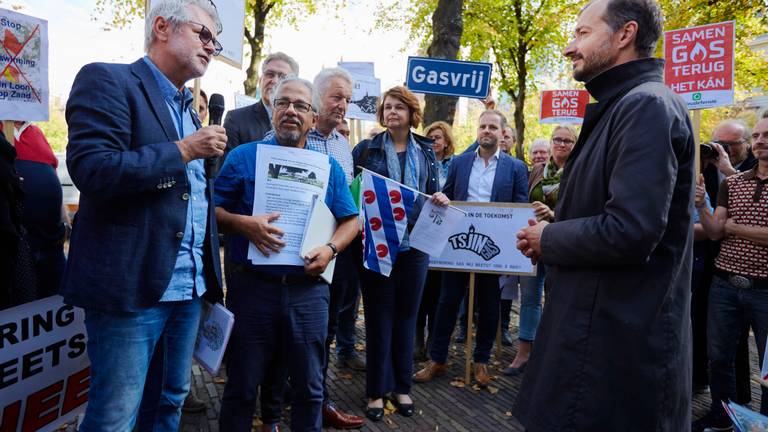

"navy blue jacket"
[352, 131, 440, 195]
[442, 150, 529, 203]
[61, 59, 223, 312]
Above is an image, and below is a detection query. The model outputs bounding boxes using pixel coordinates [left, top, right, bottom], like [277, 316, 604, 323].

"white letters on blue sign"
[410, 65, 485, 94]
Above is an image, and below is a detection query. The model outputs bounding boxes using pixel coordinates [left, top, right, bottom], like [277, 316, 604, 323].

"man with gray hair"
[307, 67, 367, 429]
[61, 0, 225, 430]
[215, 77, 359, 432]
[223, 52, 299, 150]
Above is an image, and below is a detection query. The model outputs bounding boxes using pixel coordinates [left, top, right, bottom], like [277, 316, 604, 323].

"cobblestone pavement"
[180, 306, 766, 432]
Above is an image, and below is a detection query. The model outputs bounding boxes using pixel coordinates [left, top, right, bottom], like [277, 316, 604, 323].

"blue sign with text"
[406, 57, 493, 99]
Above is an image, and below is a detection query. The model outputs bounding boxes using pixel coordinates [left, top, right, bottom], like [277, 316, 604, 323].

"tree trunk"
[243, 1, 270, 97]
[422, 0, 464, 127]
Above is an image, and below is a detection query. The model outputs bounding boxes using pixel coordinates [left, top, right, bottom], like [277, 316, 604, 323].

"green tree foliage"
[379, 0, 580, 159]
[93, 0, 338, 96]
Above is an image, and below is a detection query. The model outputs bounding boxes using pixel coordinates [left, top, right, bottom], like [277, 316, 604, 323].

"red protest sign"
[539, 90, 589, 124]
[664, 21, 735, 110]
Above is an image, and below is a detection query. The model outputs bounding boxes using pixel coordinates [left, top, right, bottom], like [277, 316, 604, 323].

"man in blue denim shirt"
[61, 1, 225, 431]
[215, 77, 358, 432]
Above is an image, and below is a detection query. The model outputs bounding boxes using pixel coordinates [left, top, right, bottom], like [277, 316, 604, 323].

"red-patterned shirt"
[715, 167, 768, 278]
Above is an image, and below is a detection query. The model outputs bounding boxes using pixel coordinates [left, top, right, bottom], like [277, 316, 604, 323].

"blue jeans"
[361, 248, 429, 398]
[220, 266, 328, 432]
[80, 298, 201, 432]
[708, 275, 768, 421]
[518, 266, 546, 341]
[430, 272, 501, 364]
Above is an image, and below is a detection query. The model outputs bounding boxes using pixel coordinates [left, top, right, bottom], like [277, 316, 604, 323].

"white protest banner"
[338, 61, 375, 77]
[0, 8, 48, 121]
[0, 296, 90, 432]
[429, 202, 535, 275]
[234, 92, 258, 109]
[347, 74, 380, 122]
[409, 199, 466, 257]
[664, 21, 735, 110]
[213, 0, 246, 68]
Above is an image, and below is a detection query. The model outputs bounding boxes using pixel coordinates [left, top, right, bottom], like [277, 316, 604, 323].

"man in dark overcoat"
[514, 0, 695, 430]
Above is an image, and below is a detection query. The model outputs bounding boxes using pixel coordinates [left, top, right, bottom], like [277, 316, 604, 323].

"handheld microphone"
[205, 93, 225, 178]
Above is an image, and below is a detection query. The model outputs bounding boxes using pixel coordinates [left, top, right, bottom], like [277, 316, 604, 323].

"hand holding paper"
[241, 212, 285, 257]
[409, 199, 466, 257]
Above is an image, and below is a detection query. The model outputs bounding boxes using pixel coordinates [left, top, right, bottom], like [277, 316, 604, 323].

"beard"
[572, 38, 617, 83]
[276, 128, 302, 147]
[479, 136, 498, 149]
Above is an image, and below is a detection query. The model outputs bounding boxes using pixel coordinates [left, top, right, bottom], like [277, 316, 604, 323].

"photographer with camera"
[692, 118, 757, 409]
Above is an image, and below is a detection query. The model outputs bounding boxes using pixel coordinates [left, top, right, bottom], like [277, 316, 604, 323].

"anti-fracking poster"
[0, 8, 48, 121]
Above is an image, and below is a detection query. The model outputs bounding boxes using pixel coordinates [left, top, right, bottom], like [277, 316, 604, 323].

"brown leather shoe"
[412, 360, 447, 383]
[322, 401, 366, 429]
[474, 363, 491, 387]
[260, 423, 280, 432]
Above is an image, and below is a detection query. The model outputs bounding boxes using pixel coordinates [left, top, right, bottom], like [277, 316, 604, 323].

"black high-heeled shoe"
[365, 402, 384, 421]
[389, 395, 415, 417]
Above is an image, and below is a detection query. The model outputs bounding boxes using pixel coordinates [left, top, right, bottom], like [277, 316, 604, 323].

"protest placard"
[0, 296, 90, 432]
[664, 21, 735, 110]
[539, 90, 590, 124]
[0, 8, 48, 121]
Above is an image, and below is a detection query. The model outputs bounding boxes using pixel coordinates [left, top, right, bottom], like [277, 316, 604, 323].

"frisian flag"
[361, 169, 416, 277]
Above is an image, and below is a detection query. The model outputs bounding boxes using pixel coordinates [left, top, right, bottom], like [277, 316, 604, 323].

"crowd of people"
[2, 0, 768, 431]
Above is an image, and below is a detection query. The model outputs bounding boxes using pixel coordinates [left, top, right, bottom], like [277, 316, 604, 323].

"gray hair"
[529, 139, 551, 159]
[271, 76, 317, 113]
[312, 67, 354, 111]
[714, 119, 750, 141]
[552, 123, 578, 141]
[145, 0, 221, 52]
[262, 52, 300, 76]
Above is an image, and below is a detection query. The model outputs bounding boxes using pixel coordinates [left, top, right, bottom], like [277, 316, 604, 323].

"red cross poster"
[664, 21, 735, 110]
[0, 8, 48, 121]
[539, 90, 590, 124]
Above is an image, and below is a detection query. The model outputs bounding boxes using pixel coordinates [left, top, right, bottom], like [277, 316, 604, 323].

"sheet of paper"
[193, 301, 235, 376]
[300, 196, 338, 284]
[409, 199, 466, 257]
[248, 145, 331, 266]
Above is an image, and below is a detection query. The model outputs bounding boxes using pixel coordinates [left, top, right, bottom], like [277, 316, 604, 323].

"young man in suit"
[62, 1, 225, 430]
[413, 109, 529, 387]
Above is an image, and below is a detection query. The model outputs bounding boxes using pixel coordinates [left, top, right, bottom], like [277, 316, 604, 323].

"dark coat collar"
[130, 59, 179, 141]
[368, 130, 434, 151]
[585, 58, 665, 102]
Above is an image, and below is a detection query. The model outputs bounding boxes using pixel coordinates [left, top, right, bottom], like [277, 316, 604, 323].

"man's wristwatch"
[325, 242, 338, 258]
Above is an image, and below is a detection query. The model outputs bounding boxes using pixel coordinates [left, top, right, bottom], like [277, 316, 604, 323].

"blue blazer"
[61, 59, 223, 312]
[442, 150, 529, 203]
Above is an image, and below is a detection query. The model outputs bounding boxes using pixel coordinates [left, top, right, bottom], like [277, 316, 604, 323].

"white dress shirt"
[467, 146, 500, 202]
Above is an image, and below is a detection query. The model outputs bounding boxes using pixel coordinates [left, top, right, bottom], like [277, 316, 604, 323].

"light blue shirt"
[306, 128, 354, 185]
[143, 56, 208, 301]
[467, 146, 500, 202]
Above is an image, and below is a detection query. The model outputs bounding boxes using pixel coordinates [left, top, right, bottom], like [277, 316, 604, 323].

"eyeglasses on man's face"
[273, 98, 313, 114]
[188, 21, 222, 56]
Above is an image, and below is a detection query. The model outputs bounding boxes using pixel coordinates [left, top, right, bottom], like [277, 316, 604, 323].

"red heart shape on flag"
[376, 244, 389, 258]
[393, 207, 405, 221]
[364, 190, 376, 204]
[370, 217, 382, 231]
[389, 190, 402, 204]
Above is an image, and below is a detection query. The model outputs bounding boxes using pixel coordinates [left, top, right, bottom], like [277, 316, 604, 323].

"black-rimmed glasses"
[552, 137, 575, 146]
[188, 21, 222, 56]
[274, 98, 313, 114]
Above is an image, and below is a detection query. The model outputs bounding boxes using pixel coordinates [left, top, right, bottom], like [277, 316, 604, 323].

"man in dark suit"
[413, 109, 528, 387]
[515, 0, 694, 430]
[223, 52, 299, 151]
[62, 1, 225, 430]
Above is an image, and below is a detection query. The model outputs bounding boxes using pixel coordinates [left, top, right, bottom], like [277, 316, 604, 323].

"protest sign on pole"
[0, 8, 49, 122]
[0, 296, 90, 432]
[212, 0, 246, 69]
[664, 21, 735, 110]
[427, 202, 535, 382]
[539, 90, 590, 124]
[339, 62, 380, 122]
